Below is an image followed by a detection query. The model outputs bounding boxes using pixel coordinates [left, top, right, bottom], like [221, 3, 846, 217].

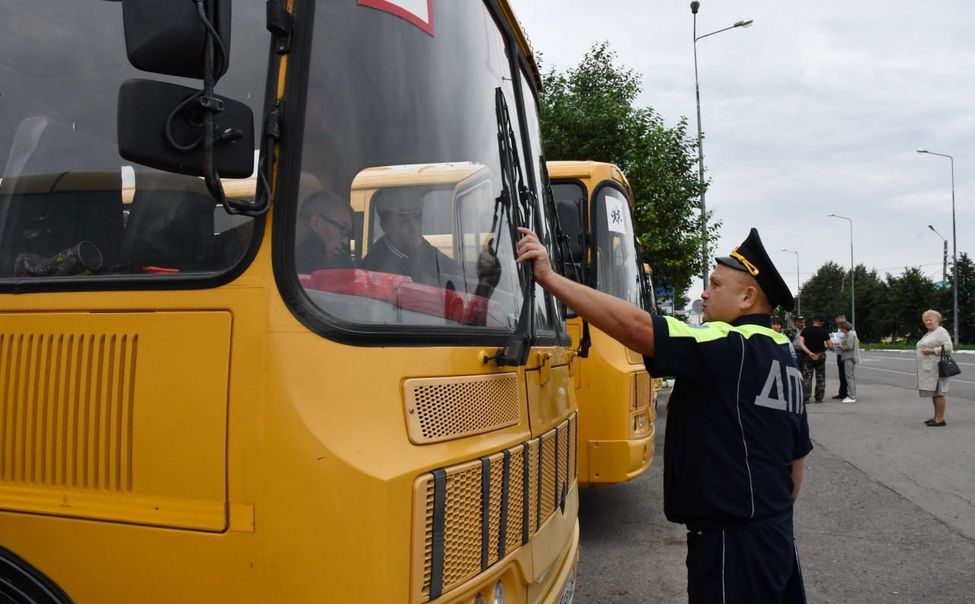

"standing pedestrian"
[516, 226, 811, 603]
[916, 309, 953, 427]
[799, 317, 830, 403]
[830, 313, 849, 400]
[837, 320, 860, 403]
[793, 316, 808, 372]
[774, 316, 799, 362]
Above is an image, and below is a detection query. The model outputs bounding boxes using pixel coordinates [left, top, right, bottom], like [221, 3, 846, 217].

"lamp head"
[827, 212, 837, 217]
[735, 19, 754, 28]
[690, 1, 700, 14]
[928, 224, 935, 232]
[917, 148, 928, 154]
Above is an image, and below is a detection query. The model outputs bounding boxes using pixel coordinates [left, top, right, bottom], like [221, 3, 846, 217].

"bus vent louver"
[0, 333, 138, 492]
[404, 374, 520, 444]
[631, 371, 650, 412]
[412, 413, 577, 603]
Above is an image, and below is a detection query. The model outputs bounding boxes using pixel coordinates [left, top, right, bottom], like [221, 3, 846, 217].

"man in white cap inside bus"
[363, 187, 501, 297]
[516, 226, 810, 603]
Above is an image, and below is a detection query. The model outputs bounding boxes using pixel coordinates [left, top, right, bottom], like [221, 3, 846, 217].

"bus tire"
[0, 546, 73, 604]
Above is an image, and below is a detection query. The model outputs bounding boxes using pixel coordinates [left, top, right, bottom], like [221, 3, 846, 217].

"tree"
[849, 266, 887, 342]
[885, 268, 939, 341]
[945, 252, 975, 343]
[539, 42, 714, 310]
[796, 261, 846, 321]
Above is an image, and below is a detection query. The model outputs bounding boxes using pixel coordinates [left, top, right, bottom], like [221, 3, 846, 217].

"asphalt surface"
[573, 350, 975, 603]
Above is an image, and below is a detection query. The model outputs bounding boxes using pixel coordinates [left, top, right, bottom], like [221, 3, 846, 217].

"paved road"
[574, 351, 975, 603]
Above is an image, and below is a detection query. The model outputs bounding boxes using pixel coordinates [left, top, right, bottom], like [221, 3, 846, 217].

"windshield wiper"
[487, 88, 534, 367]
[539, 161, 590, 358]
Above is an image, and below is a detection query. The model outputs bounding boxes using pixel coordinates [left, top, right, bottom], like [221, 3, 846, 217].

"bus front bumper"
[584, 427, 655, 485]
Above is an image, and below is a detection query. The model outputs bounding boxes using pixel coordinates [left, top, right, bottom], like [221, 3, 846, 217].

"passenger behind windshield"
[362, 188, 501, 298]
[295, 191, 355, 274]
[362, 189, 458, 286]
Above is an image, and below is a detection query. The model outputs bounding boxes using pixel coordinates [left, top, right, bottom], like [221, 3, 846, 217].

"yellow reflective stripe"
[662, 316, 790, 345]
[733, 324, 790, 345]
[662, 316, 731, 343]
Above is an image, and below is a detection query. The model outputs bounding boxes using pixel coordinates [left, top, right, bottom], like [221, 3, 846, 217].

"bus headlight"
[558, 570, 576, 604]
[492, 580, 505, 604]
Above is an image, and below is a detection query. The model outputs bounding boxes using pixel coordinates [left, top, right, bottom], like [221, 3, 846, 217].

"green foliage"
[883, 267, 939, 341]
[946, 252, 975, 342]
[538, 42, 714, 310]
[800, 260, 953, 342]
[795, 261, 846, 320]
[850, 266, 887, 342]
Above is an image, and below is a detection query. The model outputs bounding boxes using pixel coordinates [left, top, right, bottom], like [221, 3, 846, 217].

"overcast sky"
[510, 0, 974, 302]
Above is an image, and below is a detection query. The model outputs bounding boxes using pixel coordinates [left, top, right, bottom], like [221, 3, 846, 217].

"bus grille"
[413, 413, 578, 602]
[0, 332, 138, 491]
[404, 374, 520, 444]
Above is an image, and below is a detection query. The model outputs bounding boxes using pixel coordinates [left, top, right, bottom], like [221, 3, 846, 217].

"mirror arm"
[197, 0, 270, 217]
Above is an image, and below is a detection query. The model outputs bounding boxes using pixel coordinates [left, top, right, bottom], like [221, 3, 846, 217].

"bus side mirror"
[116, 0, 262, 214]
[122, 0, 231, 79]
[118, 79, 254, 179]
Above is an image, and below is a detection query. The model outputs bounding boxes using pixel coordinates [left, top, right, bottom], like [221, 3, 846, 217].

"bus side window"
[556, 199, 585, 282]
[0, 172, 124, 277]
[121, 174, 215, 273]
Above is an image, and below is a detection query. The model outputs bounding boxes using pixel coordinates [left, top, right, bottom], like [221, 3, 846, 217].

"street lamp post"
[827, 213, 855, 327]
[928, 224, 948, 287]
[781, 249, 800, 315]
[690, 2, 752, 292]
[917, 149, 959, 345]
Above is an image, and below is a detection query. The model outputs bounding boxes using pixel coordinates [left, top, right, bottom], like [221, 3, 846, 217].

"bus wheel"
[0, 546, 73, 604]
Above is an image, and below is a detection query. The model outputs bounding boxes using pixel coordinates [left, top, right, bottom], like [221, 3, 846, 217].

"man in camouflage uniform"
[798, 317, 830, 403]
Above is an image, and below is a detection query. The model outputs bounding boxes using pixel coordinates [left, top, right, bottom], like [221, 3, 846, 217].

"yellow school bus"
[547, 161, 656, 487]
[0, 2, 579, 602]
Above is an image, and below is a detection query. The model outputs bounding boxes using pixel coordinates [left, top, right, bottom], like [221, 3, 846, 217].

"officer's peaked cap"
[715, 228, 795, 311]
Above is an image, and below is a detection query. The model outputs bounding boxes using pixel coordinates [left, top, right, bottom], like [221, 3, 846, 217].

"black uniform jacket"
[361, 236, 462, 288]
[645, 314, 813, 527]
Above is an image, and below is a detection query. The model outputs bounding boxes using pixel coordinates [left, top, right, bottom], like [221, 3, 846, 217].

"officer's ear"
[739, 284, 759, 309]
[739, 283, 769, 313]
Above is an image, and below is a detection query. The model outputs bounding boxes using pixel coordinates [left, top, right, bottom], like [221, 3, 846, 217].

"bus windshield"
[293, 2, 533, 331]
[594, 187, 642, 306]
[0, 0, 265, 283]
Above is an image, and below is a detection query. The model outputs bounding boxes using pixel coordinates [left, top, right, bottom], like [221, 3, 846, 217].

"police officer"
[517, 226, 810, 603]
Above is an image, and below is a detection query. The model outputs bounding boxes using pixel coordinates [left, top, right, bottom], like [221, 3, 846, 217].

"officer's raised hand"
[516, 227, 654, 356]
[515, 227, 555, 284]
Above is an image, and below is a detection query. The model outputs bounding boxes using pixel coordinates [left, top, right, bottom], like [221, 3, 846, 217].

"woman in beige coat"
[916, 309, 953, 426]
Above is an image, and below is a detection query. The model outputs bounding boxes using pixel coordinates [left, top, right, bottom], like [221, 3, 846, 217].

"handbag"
[938, 349, 962, 378]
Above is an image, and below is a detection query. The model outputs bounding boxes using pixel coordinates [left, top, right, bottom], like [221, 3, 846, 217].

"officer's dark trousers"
[686, 514, 806, 604]
[836, 354, 847, 397]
